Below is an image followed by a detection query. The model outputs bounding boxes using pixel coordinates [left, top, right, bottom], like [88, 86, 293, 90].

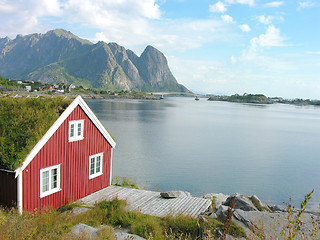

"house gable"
[21, 104, 114, 212]
[15, 95, 116, 213]
[15, 95, 116, 177]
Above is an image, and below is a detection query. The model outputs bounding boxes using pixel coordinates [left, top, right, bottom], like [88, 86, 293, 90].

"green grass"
[0, 197, 255, 239]
[112, 176, 139, 189]
[0, 96, 71, 170]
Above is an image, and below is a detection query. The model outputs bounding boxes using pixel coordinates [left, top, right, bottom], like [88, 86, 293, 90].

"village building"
[0, 96, 116, 214]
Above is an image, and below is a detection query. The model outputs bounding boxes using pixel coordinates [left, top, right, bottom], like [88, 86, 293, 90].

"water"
[86, 97, 320, 209]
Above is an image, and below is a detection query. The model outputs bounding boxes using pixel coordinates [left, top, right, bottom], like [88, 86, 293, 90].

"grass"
[0, 96, 71, 170]
[112, 176, 139, 189]
[0, 198, 246, 239]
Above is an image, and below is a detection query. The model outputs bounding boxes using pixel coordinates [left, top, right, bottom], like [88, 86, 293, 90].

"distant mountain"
[0, 29, 189, 92]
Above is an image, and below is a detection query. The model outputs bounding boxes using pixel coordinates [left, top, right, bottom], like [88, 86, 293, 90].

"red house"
[0, 96, 116, 214]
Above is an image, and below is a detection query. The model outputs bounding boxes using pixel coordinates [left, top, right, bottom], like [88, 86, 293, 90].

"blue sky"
[1, 0, 319, 98]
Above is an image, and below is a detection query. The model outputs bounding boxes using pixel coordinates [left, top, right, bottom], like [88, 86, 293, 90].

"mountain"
[0, 29, 188, 92]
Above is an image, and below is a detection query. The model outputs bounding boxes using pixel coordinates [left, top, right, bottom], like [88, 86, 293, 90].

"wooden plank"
[79, 186, 211, 217]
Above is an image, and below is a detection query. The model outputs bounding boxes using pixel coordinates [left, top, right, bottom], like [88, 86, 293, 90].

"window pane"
[51, 168, 57, 189]
[42, 171, 49, 192]
[70, 124, 74, 137]
[96, 156, 101, 173]
[77, 123, 82, 136]
[90, 158, 95, 175]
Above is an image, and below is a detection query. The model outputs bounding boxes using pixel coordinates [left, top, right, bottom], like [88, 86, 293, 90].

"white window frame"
[40, 164, 61, 198]
[69, 120, 84, 142]
[89, 153, 103, 179]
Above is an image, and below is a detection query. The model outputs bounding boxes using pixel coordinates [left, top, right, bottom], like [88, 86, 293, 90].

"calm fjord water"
[87, 97, 320, 208]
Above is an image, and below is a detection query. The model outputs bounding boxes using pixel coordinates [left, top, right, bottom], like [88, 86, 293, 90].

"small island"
[207, 93, 320, 106]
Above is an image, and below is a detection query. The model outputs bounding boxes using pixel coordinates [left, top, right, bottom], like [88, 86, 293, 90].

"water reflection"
[86, 98, 320, 209]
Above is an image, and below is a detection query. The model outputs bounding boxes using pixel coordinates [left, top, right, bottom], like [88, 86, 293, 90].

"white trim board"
[15, 95, 116, 177]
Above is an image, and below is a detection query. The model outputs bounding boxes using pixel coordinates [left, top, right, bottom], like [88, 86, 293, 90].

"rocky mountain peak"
[0, 29, 188, 92]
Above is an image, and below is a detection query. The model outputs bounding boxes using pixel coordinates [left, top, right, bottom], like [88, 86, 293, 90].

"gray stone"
[114, 228, 146, 240]
[71, 223, 98, 239]
[208, 212, 218, 219]
[250, 195, 271, 211]
[202, 193, 229, 209]
[72, 207, 90, 216]
[267, 204, 287, 212]
[160, 191, 188, 198]
[223, 194, 258, 211]
[216, 205, 229, 218]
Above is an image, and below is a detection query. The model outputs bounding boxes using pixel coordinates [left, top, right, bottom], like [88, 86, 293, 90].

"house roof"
[0, 95, 116, 174]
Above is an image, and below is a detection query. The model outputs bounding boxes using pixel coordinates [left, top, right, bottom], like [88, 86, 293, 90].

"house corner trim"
[17, 172, 23, 214]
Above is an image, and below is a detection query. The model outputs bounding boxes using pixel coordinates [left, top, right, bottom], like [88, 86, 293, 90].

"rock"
[216, 205, 256, 231]
[72, 207, 90, 216]
[223, 194, 258, 211]
[203, 193, 229, 209]
[208, 212, 218, 219]
[267, 204, 287, 212]
[216, 205, 230, 218]
[114, 228, 146, 240]
[71, 223, 98, 239]
[160, 191, 190, 198]
[249, 195, 271, 212]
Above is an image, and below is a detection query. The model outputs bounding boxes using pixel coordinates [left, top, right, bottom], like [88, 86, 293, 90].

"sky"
[0, 0, 319, 99]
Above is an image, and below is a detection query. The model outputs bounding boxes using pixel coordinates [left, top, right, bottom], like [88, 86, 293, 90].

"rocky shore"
[201, 192, 320, 239]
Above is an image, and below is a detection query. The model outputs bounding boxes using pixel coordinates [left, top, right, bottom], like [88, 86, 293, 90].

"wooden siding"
[0, 169, 17, 208]
[22, 105, 112, 212]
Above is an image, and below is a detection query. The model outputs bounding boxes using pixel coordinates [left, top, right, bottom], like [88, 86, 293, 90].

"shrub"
[112, 176, 139, 189]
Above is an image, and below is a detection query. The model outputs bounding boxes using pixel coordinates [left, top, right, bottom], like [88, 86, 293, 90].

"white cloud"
[264, 1, 284, 8]
[238, 24, 251, 32]
[258, 15, 284, 25]
[306, 51, 320, 55]
[240, 25, 286, 62]
[297, 1, 316, 10]
[258, 15, 274, 24]
[221, 14, 234, 23]
[225, 0, 254, 6]
[209, 1, 227, 13]
[0, 0, 62, 36]
[255, 25, 286, 47]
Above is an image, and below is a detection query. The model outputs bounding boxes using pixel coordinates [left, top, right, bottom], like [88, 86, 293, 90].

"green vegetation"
[0, 76, 23, 90]
[0, 198, 246, 239]
[85, 199, 246, 239]
[0, 96, 71, 170]
[208, 93, 272, 104]
[281, 189, 315, 239]
[112, 176, 139, 189]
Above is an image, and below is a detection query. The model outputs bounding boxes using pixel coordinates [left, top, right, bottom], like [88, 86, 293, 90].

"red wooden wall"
[0, 169, 17, 208]
[22, 105, 112, 211]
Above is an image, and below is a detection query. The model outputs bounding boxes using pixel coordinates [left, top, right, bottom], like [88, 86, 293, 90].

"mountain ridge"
[0, 29, 188, 92]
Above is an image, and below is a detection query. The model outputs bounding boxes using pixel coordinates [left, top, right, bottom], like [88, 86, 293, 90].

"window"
[89, 153, 103, 179]
[69, 120, 84, 142]
[40, 164, 61, 198]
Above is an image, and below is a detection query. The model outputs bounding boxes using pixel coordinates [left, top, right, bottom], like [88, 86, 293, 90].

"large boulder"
[223, 194, 257, 211]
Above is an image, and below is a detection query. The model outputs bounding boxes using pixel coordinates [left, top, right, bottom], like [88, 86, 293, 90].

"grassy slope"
[0, 96, 71, 170]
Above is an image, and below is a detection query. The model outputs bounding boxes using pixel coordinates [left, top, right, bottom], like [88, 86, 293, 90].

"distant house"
[0, 96, 116, 214]
[25, 86, 31, 92]
[69, 84, 76, 89]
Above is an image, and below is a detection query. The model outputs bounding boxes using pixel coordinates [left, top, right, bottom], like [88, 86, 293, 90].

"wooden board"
[78, 185, 212, 218]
